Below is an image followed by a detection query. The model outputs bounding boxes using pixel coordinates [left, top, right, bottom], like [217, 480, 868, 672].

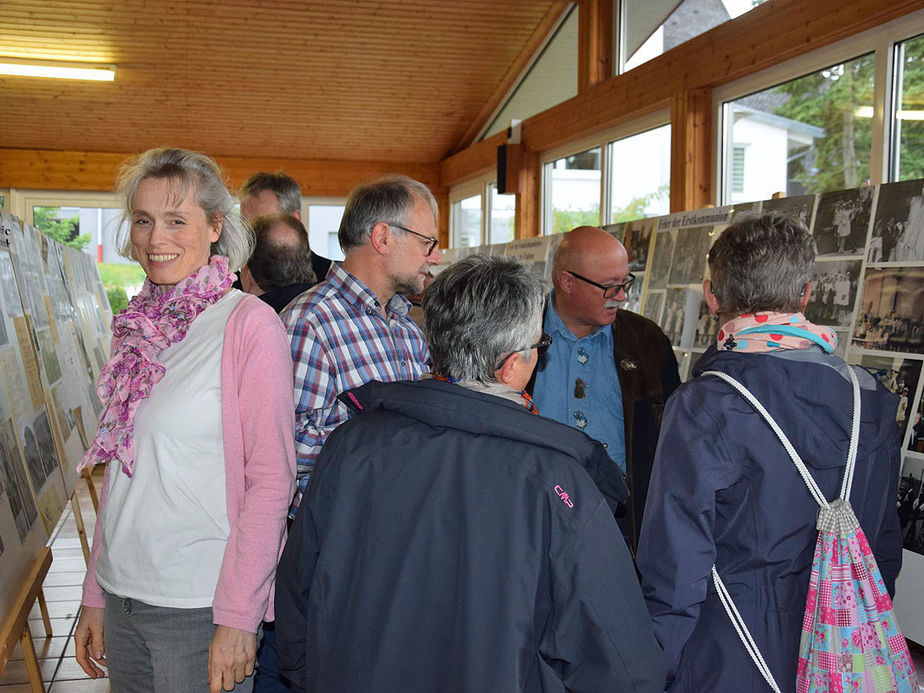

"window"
[482, 7, 577, 140]
[487, 183, 515, 244]
[731, 145, 746, 194]
[891, 33, 924, 182]
[721, 53, 874, 202]
[622, 0, 766, 73]
[14, 193, 125, 265]
[544, 147, 602, 234]
[450, 194, 483, 248]
[608, 125, 671, 222]
[304, 203, 345, 262]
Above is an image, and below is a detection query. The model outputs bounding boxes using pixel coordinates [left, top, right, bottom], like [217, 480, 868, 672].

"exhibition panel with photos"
[0, 210, 110, 641]
[441, 177, 924, 641]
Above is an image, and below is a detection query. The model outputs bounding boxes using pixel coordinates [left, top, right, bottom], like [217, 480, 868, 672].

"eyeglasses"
[493, 333, 553, 372]
[566, 270, 636, 299]
[387, 223, 439, 256]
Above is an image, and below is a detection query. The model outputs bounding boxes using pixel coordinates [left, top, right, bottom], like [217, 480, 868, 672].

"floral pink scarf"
[78, 255, 235, 477]
[717, 311, 838, 354]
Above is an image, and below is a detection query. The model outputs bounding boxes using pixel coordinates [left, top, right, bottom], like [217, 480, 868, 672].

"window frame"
[301, 196, 347, 262]
[712, 9, 924, 204]
[539, 108, 671, 234]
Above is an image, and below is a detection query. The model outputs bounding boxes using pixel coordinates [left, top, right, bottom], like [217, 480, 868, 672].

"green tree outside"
[32, 207, 91, 250]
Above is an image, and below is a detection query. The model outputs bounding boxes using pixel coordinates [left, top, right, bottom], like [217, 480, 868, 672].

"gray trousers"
[103, 592, 255, 693]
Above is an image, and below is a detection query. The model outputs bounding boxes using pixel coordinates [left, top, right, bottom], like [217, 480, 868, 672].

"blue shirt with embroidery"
[532, 297, 626, 471]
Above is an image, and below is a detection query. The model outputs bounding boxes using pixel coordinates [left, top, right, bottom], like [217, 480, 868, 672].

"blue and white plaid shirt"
[281, 263, 430, 515]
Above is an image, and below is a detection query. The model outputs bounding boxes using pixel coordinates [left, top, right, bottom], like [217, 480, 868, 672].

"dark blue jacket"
[275, 377, 665, 692]
[637, 346, 903, 692]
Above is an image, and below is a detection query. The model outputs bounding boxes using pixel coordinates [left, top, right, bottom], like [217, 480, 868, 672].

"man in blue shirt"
[530, 226, 680, 552]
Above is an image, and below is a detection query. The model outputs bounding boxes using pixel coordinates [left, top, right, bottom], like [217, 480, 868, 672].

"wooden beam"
[448, 1, 573, 155]
[440, 131, 506, 188]
[578, 0, 613, 93]
[670, 88, 713, 213]
[515, 149, 542, 239]
[0, 149, 443, 198]
[443, 0, 922, 186]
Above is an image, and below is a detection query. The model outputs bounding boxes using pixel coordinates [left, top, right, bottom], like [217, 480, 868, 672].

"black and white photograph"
[623, 274, 642, 314]
[36, 328, 62, 384]
[602, 222, 625, 243]
[0, 250, 22, 320]
[0, 417, 38, 542]
[662, 288, 688, 346]
[852, 267, 924, 354]
[647, 229, 676, 291]
[868, 178, 924, 263]
[854, 354, 922, 439]
[622, 219, 653, 272]
[643, 290, 664, 324]
[20, 411, 57, 494]
[668, 226, 713, 286]
[803, 259, 861, 329]
[812, 186, 873, 256]
[694, 296, 717, 347]
[762, 194, 816, 229]
[898, 455, 924, 555]
[908, 390, 924, 454]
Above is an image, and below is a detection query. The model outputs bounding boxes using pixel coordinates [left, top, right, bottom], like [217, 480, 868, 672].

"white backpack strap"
[711, 567, 782, 693]
[838, 366, 861, 502]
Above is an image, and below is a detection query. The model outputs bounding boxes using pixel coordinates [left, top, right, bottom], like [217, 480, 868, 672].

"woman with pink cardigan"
[74, 148, 296, 692]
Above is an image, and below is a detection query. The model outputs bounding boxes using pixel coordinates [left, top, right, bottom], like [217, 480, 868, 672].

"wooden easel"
[0, 547, 53, 692]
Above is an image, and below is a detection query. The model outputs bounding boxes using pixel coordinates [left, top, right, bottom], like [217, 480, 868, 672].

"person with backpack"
[637, 213, 907, 692]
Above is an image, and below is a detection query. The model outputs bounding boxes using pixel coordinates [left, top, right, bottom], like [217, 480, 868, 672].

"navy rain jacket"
[276, 377, 665, 692]
[637, 346, 903, 692]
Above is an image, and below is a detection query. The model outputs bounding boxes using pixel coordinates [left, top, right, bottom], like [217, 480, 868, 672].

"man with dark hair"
[276, 255, 666, 693]
[241, 214, 317, 313]
[239, 171, 331, 281]
[529, 225, 680, 552]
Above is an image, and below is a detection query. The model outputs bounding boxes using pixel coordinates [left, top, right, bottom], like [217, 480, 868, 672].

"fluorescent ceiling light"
[0, 60, 115, 81]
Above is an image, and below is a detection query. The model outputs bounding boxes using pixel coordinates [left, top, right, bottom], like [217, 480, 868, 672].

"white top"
[96, 291, 244, 608]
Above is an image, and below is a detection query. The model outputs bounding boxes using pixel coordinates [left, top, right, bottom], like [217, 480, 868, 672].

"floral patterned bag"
[704, 368, 917, 693]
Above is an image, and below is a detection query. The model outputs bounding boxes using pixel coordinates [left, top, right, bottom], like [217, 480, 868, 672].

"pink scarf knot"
[79, 255, 235, 477]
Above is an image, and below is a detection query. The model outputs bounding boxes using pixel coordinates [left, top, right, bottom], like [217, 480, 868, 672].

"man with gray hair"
[241, 214, 317, 313]
[276, 254, 666, 693]
[281, 174, 440, 512]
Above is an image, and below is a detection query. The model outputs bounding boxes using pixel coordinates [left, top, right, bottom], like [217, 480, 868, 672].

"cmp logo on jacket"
[554, 485, 574, 508]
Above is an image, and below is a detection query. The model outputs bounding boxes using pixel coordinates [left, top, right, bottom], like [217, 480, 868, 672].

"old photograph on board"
[852, 354, 921, 438]
[647, 229, 676, 291]
[899, 455, 924, 555]
[668, 226, 713, 286]
[852, 267, 923, 354]
[0, 417, 38, 542]
[623, 219, 653, 272]
[803, 259, 861, 329]
[813, 186, 873, 256]
[869, 178, 924, 263]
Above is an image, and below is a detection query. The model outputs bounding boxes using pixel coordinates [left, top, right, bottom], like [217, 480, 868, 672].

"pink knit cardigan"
[82, 293, 296, 632]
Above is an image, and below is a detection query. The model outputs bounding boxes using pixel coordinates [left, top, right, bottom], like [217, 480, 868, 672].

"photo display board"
[442, 179, 924, 641]
[0, 210, 110, 633]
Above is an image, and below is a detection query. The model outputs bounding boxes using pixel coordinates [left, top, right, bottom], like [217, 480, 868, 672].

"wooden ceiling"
[0, 0, 570, 165]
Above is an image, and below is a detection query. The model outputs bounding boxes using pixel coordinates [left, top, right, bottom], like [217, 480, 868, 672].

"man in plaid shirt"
[281, 175, 440, 514]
